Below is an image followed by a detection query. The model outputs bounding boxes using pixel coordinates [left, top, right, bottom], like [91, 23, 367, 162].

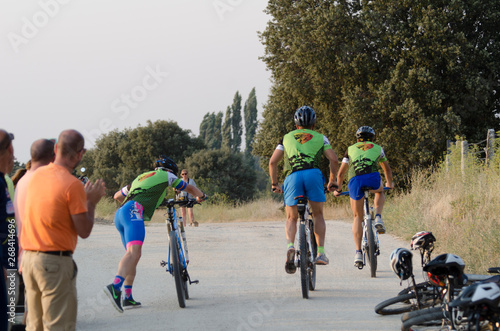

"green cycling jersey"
[278, 129, 332, 178]
[124, 169, 185, 221]
[343, 141, 388, 180]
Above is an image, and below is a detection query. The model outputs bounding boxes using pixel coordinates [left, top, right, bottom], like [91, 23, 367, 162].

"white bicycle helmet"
[390, 248, 413, 280]
[410, 231, 436, 251]
[451, 282, 500, 309]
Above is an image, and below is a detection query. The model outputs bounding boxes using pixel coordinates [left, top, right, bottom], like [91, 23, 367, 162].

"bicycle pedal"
[190, 280, 199, 284]
[160, 260, 167, 267]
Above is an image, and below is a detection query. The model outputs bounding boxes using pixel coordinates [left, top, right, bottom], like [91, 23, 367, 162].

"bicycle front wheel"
[170, 231, 186, 308]
[299, 223, 309, 299]
[366, 218, 377, 278]
[374, 293, 420, 315]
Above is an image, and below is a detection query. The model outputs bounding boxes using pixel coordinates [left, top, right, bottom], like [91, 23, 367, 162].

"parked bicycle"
[337, 187, 389, 277]
[291, 195, 318, 299]
[160, 198, 199, 308]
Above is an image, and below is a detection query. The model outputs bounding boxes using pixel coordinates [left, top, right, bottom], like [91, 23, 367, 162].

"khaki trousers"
[21, 251, 77, 331]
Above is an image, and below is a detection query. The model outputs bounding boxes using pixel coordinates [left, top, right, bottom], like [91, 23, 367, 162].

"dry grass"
[384, 145, 500, 274]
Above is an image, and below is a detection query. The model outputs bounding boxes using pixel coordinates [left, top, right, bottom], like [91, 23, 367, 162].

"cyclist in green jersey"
[270, 106, 339, 273]
[104, 155, 207, 313]
[333, 126, 394, 266]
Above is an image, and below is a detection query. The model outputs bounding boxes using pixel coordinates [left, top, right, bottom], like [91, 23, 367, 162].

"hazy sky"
[1, 0, 272, 163]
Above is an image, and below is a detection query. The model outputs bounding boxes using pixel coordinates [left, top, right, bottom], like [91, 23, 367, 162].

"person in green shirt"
[269, 106, 339, 273]
[334, 126, 394, 267]
[104, 155, 207, 313]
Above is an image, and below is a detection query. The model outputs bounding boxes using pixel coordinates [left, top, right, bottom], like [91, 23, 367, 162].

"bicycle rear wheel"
[308, 219, 317, 291]
[170, 231, 186, 308]
[299, 223, 309, 299]
[366, 218, 377, 278]
[401, 308, 449, 331]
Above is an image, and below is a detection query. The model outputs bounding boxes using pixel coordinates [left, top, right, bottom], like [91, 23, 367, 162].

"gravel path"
[74, 220, 422, 330]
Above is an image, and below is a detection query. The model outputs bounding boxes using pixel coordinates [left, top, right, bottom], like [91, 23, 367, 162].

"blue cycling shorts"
[283, 168, 325, 206]
[347, 172, 382, 201]
[114, 200, 145, 249]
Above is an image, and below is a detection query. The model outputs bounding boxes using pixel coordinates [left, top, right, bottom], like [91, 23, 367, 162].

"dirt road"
[74, 220, 420, 330]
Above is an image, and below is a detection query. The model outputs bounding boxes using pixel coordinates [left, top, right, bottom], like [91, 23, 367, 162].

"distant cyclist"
[104, 155, 207, 313]
[269, 106, 339, 273]
[333, 126, 394, 267]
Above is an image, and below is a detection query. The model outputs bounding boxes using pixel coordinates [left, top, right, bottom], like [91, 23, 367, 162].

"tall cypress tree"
[244, 88, 258, 155]
[221, 106, 232, 150]
[231, 91, 243, 152]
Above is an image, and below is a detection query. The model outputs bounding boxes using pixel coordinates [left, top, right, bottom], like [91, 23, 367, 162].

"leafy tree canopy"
[254, 0, 500, 185]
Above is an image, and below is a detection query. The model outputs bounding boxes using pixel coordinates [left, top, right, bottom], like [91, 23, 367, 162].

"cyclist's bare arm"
[113, 190, 125, 203]
[324, 148, 339, 191]
[333, 162, 349, 197]
[379, 160, 394, 189]
[184, 184, 206, 202]
[269, 148, 284, 193]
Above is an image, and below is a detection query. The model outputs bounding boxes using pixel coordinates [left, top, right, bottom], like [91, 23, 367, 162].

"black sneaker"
[123, 297, 142, 309]
[103, 284, 123, 313]
[285, 247, 296, 274]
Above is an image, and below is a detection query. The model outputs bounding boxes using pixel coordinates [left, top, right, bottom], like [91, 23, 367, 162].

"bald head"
[57, 130, 85, 159]
[31, 139, 55, 164]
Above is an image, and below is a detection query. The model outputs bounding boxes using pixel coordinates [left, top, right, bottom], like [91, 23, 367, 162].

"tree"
[182, 149, 256, 203]
[83, 120, 204, 194]
[244, 87, 258, 156]
[231, 91, 243, 152]
[254, 0, 500, 184]
[221, 106, 232, 150]
[199, 112, 223, 149]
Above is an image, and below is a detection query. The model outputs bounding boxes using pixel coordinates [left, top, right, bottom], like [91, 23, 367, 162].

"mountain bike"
[294, 195, 318, 299]
[160, 199, 199, 308]
[338, 187, 389, 277]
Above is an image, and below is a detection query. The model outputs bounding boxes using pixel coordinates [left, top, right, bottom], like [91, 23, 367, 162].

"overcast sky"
[1, 0, 272, 163]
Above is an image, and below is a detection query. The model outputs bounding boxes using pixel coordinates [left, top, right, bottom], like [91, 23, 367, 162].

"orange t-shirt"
[20, 163, 87, 252]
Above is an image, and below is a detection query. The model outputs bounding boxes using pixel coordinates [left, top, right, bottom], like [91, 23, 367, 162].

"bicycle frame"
[165, 207, 188, 272]
[361, 190, 380, 270]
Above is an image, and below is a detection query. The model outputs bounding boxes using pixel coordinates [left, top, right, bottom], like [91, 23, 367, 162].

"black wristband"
[272, 183, 278, 186]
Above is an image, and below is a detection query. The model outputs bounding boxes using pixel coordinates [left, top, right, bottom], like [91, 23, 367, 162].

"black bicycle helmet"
[155, 155, 178, 176]
[355, 126, 375, 141]
[423, 253, 465, 278]
[294, 106, 317, 127]
[410, 231, 436, 252]
[390, 248, 413, 281]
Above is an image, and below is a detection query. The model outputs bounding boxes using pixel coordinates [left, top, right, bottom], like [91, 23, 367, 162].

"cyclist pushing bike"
[104, 155, 207, 313]
[333, 126, 394, 267]
[269, 106, 339, 273]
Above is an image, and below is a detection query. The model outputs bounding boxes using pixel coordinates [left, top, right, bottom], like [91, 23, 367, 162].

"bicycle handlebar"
[160, 198, 200, 208]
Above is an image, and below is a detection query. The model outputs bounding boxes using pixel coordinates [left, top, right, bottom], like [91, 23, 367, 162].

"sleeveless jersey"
[343, 141, 387, 179]
[123, 169, 185, 221]
[277, 129, 332, 178]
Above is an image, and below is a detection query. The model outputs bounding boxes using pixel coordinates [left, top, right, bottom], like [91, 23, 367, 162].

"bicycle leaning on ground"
[160, 198, 199, 308]
[337, 187, 389, 278]
[290, 195, 318, 299]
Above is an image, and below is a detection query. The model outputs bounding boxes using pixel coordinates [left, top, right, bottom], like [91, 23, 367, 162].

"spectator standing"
[14, 139, 55, 272]
[174, 169, 199, 227]
[20, 130, 106, 330]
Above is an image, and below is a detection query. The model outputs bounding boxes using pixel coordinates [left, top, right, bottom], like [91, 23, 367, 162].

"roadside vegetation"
[95, 141, 499, 274]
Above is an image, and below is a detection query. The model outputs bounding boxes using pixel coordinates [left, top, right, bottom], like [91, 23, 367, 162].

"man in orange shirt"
[21, 130, 106, 330]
